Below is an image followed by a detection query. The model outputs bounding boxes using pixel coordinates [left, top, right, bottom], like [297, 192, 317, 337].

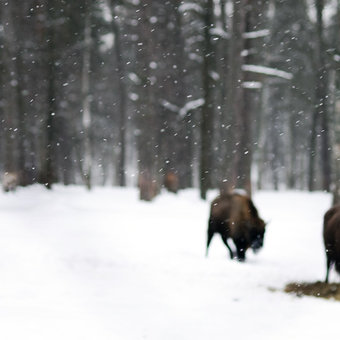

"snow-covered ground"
[0, 185, 338, 340]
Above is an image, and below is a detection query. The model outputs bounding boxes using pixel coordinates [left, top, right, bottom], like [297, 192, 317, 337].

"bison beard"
[206, 193, 266, 261]
[323, 205, 340, 283]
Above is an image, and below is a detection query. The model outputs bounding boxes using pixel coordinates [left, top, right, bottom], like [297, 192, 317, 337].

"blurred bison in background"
[2, 172, 19, 192]
[206, 192, 266, 261]
[2, 168, 38, 192]
[163, 172, 179, 193]
[138, 172, 159, 201]
[323, 205, 340, 283]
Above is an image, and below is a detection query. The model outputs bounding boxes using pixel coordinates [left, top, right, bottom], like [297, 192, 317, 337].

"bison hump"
[210, 195, 231, 221]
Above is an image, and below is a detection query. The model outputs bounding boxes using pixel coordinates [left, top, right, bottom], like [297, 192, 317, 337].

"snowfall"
[0, 185, 339, 340]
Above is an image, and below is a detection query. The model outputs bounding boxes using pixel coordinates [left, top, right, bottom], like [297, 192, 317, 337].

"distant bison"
[2, 172, 19, 192]
[163, 172, 179, 193]
[206, 192, 266, 261]
[138, 173, 159, 201]
[323, 205, 340, 283]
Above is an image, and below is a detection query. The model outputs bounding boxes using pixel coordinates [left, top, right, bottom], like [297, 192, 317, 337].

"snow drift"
[0, 185, 338, 340]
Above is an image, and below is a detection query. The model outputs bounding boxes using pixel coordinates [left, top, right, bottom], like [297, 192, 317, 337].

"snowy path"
[0, 186, 339, 339]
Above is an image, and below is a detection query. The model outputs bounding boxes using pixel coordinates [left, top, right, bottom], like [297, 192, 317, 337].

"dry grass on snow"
[284, 281, 340, 301]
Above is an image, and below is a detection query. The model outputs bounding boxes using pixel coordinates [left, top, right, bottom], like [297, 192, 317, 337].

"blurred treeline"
[0, 0, 339, 200]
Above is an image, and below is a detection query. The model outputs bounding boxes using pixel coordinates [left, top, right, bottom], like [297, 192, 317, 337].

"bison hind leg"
[220, 234, 234, 259]
[236, 250, 246, 262]
[325, 258, 332, 283]
[332, 259, 340, 283]
[325, 249, 337, 283]
[206, 229, 215, 257]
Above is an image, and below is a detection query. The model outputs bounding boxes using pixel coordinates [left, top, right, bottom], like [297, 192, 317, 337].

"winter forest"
[1, 0, 339, 200]
[2, 1, 340, 338]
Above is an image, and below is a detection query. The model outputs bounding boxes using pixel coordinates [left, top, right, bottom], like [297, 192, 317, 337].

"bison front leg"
[234, 238, 247, 261]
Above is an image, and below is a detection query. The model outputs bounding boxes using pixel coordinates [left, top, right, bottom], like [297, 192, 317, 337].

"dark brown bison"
[323, 205, 340, 283]
[206, 192, 266, 261]
[163, 172, 179, 193]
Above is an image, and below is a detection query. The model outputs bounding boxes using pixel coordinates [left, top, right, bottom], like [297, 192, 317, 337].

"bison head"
[250, 218, 266, 253]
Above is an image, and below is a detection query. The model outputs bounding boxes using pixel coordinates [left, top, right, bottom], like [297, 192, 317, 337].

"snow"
[0, 185, 339, 340]
[128, 72, 141, 85]
[179, 98, 204, 117]
[242, 64, 293, 80]
[210, 27, 229, 39]
[100, 33, 114, 52]
[243, 81, 263, 89]
[243, 29, 270, 39]
[160, 99, 179, 113]
[160, 99, 205, 118]
[178, 3, 204, 14]
[209, 70, 220, 81]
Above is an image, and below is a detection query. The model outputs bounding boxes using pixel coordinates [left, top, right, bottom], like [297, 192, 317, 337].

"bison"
[206, 192, 266, 261]
[163, 172, 179, 193]
[138, 172, 159, 201]
[323, 205, 340, 283]
[2, 172, 19, 192]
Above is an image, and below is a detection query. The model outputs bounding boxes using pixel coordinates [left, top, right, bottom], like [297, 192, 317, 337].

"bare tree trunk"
[216, 0, 230, 193]
[317, 1, 331, 192]
[200, 0, 216, 200]
[81, 9, 92, 190]
[173, 0, 189, 189]
[6, 2, 27, 182]
[228, 0, 248, 193]
[111, 2, 127, 187]
[333, 98, 340, 204]
[136, 0, 160, 201]
[15, 52, 27, 182]
[1, 0, 20, 177]
[39, 0, 57, 189]
[309, 0, 331, 191]
[332, 0, 340, 203]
